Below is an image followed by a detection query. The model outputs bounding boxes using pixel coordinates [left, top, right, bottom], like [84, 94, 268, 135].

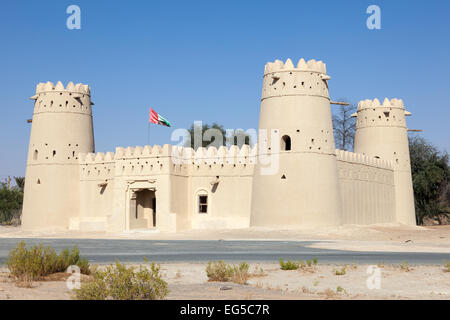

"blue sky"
[1, 0, 449, 178]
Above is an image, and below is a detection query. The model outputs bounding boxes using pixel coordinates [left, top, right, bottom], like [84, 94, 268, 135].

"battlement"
[35, 81, 90, 96]
[357, 98, 405, 111]
[264, 58, 327, 75]
[79, 152, 115, 164]
[189, 144, 257, 165]
[335, 149, 393, 170]
[354, 98, 411, 128]
[261, 58, 330, 100]
[78, 144, 257, 180]
[79, 144, 258, 166]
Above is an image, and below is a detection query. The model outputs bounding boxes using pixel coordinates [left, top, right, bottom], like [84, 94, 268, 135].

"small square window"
[198, 195, 208, 214]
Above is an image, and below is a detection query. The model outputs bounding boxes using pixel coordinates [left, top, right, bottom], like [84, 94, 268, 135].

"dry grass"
[279, 258, 318, 273]
[6, 241, 90, 283]
[298, 264, 316, 274]
[334, 267, 346, 275]
[15, 277, 35, 288]
[249, 266, 267, 278]
[400, 261, 412, 272]
[206, 261, 250, 285]
[279, 259, 299, 270]
[301, 286, 313, 294]
[336, 286, 347, 294]
[322, 288, 337, 299]
[73, 261, 168, 300]
[230, 267, 249, 285]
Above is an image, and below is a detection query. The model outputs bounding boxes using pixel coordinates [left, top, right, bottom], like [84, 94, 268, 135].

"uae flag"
[149, 108, 171, 127]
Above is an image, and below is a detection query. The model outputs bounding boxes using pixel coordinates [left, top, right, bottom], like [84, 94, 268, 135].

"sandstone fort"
[21, 57, 416, 232]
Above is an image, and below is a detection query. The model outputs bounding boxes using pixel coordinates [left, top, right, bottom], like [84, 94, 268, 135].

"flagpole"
[147, 122, 150, 145]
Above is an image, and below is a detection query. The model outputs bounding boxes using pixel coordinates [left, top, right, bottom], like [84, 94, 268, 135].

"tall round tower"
[250, 58, 342, 227]
[353, 98, 415, 225]
[21, 81, 95, 230]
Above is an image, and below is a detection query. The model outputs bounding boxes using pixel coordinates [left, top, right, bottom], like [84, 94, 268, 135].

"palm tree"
[13, 177, 25, 193]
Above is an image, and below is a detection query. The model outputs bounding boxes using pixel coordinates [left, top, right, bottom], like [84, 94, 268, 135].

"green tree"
[0, 183, 23, 225]
[184, 122, 251, 150]
[409, 136, 449, 224]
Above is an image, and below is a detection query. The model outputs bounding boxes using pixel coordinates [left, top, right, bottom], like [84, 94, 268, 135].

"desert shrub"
[206, 261, 251, 284]
[444, 262, 450, 272]
[334, 267, 346, 275]
[313, 257, 318, 265]
[400, 261, 411, 272]
[74, 260, 168, 300]
[230, 262, 250, 285]
[279, 259, 299, 270]
[206, 261, 234, 281]
[251, 266, 267, 278]
[73, 277, 108, 300]
[6, 241, 90, 281]
[336, 286, 346, 294]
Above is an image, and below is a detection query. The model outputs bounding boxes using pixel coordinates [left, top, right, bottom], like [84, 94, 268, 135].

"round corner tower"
[250, 58, 342, 227]
[353, 98, 415, 225]
[21, 81, 95, 230]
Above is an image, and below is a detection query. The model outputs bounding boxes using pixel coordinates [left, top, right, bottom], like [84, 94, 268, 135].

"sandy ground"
[1, 224, 450, 253]
[0, 262, 449, 300]
[1, 224, 448, 299]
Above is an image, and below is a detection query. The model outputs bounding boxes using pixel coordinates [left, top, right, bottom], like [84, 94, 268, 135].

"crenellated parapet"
[112, 144, 257, 165]
[187, 144, 257, 165]
[78, 144, 257, 179]
[335, 149, 393, 170]
[79, 151, 115, 181]
[115, 144, 169, 159]
[357, 98, 404, 111]
[79, 151, 115, 163]
[30, 81, 93, 115]
[262, 58, 330, 100]
[264, 58, 327, 75]
[336, 149, 394, 186]
[354, 98, 411, 129]
[35, 81, 90, 95]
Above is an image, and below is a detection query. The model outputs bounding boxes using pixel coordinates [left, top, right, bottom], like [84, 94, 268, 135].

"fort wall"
[75, 144, 256, 231]
[336, 150, 396, 224]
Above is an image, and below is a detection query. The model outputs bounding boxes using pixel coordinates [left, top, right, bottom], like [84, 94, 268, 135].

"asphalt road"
[0, 238, 449, 265]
